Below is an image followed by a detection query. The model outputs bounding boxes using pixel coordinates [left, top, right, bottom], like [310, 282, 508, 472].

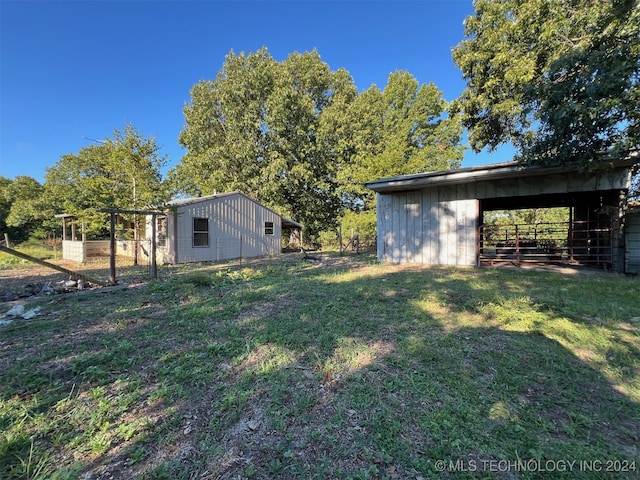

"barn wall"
[374, 167, 631, 267]
[626, 210, 640, 274]
[377, 189, 478, 266]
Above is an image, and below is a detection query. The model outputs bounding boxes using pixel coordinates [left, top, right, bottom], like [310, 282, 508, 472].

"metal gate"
[479, 220, 613, 268]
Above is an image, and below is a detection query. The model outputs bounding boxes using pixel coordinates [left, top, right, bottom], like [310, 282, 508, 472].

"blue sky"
[1, 0, 514, 184]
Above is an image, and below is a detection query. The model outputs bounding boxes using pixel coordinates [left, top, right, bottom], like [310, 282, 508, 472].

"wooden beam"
[109, 212, 116, 285]
[0, 245, 109, 287]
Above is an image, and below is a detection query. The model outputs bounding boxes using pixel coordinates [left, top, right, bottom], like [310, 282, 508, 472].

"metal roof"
[165, 191, 240, 207]
[365, 151, 639, 193]
[164, 191, 303, 229]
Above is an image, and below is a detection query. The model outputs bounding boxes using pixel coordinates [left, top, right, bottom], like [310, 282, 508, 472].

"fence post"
[151, 215, 157, 279]
[109, 212, 117, 285]
[569, 208, 574, 263]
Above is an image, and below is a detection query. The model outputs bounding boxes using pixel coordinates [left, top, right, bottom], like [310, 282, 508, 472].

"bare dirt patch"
[0, 260, 90, 302]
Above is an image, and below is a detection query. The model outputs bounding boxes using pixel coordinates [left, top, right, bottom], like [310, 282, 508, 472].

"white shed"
[148, 192, 301, 264]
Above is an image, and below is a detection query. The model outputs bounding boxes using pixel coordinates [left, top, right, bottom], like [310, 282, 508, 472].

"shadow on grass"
[1, 255, 638, 479]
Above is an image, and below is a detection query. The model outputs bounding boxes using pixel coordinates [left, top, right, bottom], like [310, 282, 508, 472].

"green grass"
[1, 254, 639, 479]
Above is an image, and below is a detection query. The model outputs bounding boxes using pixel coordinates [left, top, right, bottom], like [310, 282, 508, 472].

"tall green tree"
[337, 71, 465, 210]
[44, 125, 168, 236]
[102, 124, 169, 222]
[172, 48, 358, 239]
[0, 176, 46, 242]
[0, 176, 13, 240]
[452, 0, 639, 169]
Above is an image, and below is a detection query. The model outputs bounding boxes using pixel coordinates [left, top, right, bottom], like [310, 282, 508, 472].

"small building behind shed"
[148, 192, 301, 264]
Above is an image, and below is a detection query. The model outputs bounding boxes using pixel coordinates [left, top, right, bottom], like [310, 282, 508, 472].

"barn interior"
[479, 189, 626, 270]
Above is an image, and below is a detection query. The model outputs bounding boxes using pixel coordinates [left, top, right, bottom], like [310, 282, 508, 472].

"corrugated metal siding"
[626, 211, 640, 274]
[166, 194, 281, 264]
[373, 168, 633, 267]
[377, 188, 478, 266]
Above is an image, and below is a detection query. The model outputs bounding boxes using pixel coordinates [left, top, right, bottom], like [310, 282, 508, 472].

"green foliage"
[174, 49, 464, 243]
[42, 124, 170, 236]
[173, 48, 357, 242]
[484, 207, 569, 227]
[337, 71, 465, 209]
[339, 209, 377, 250]
[453, 0, 640, 169]
[0, 175, 47, 243]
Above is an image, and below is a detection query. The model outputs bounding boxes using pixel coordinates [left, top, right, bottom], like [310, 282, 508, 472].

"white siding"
[148, 193, 283, 264]
[376, 188, 478, 266]
[626, 211, 640, 274]
[406, 190, 422, 263]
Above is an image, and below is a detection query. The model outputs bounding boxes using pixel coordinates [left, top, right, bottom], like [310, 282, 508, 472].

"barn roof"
[164, 191, 303, 229]
[365, 151, 639, 193]
[165, 191, 242, 207]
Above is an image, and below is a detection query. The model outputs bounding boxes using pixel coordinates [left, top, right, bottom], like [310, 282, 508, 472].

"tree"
[43, 125, 169, 237]
[2, 176, 46, 242]
[452, 0, 639, 170]
[172, 48, 358, 241]
[106, 124, 168, 212]
[0, 176, 13, 240]
[337, 71, 465, 210]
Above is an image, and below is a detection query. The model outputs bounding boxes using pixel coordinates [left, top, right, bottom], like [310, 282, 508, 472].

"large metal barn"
[365, 153, 639, 273]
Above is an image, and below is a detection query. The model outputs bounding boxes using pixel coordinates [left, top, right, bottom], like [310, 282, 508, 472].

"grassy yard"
[1, 254, 639, 479]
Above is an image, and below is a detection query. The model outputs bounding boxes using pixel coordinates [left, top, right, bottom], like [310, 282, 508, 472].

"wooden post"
[3, 233, 9, 248]
[109, 212, 116, 285]
[569, 207, 574, 263]
[151, 214, 157, 279]
[0, 245, 109, 286]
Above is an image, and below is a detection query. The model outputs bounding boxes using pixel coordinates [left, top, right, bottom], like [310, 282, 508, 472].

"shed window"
[193, 217, 209, 247]
[157, 216, 167, 247]
[264, 221, 274, 235]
